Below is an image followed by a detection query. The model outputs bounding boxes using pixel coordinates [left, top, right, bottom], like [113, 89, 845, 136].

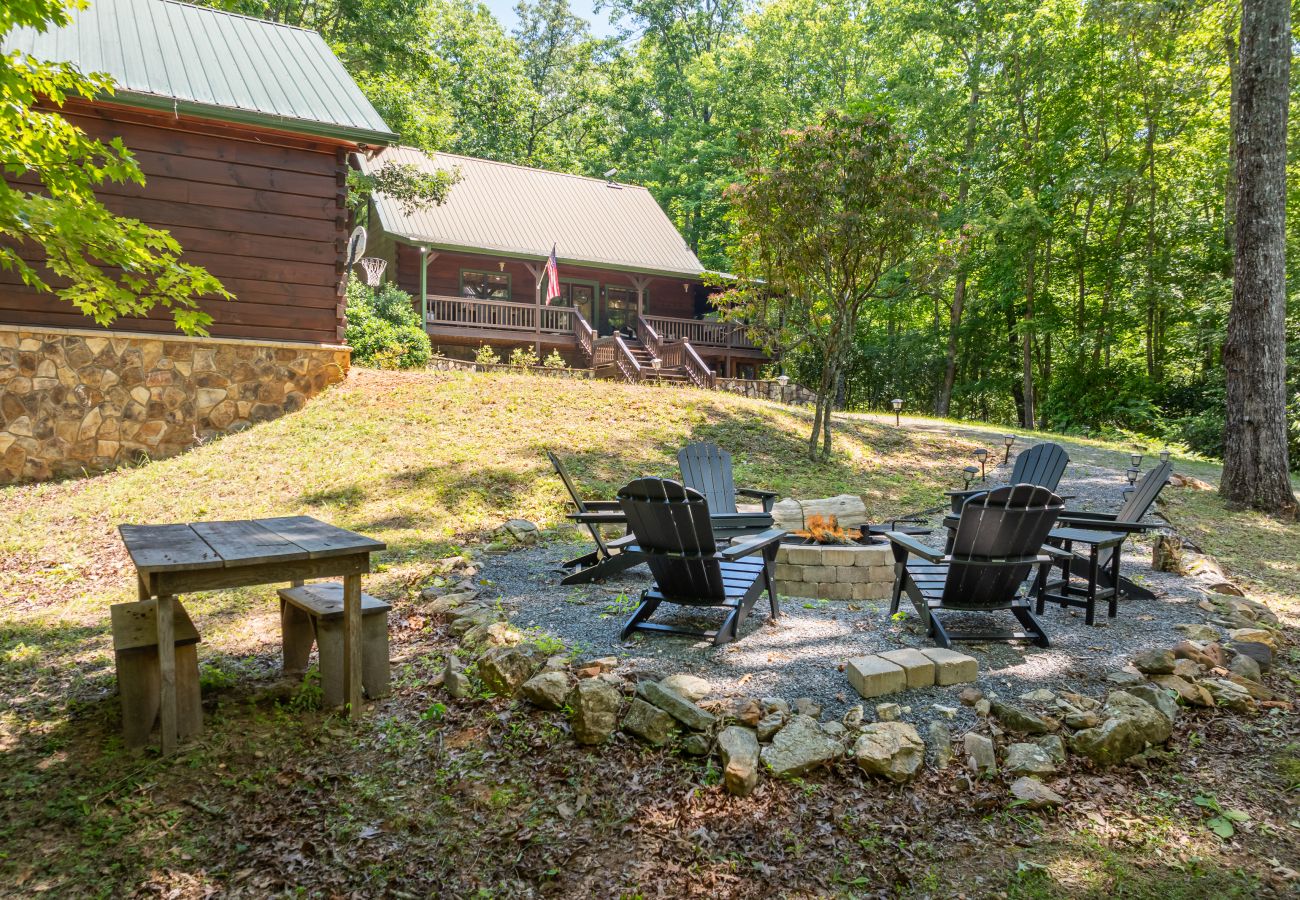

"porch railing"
[426, 295, 574, 334]
[681, 341, 716, 390]
[613, 335, 643, 384]
[574, 309, 596, 365]
[643, 315, 756, 349]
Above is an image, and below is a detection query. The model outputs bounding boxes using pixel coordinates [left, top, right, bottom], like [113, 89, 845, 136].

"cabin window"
[461, 269, 511, 301]
[604, 287, 637, 335]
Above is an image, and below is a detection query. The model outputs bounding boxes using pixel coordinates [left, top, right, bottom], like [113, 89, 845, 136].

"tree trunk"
[1221, 0, 1296, 515]
[1021, 246, 1037, 428]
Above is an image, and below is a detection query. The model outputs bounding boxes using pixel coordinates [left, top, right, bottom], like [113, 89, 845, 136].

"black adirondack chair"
[677, 442, 777, 538]
[947, 442, 1070, 513]
[888, 484, 1064, 648]
[1046, 460, 1173, 603]
[547, 451, 644, 584]
[616, 478, 785, 646]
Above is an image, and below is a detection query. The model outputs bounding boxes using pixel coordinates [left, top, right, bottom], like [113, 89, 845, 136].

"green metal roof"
[2, 0, 396, 145]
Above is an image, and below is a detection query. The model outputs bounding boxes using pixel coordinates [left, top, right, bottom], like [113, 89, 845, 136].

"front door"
[565, 282, 596, 326]
[603, 287, 637, 336]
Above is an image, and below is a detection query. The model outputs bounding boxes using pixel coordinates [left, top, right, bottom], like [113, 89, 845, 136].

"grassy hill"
[1, 368, 1295, 898]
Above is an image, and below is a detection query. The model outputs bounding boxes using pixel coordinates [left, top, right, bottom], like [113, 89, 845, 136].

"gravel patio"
[482, 458, 1212, 732]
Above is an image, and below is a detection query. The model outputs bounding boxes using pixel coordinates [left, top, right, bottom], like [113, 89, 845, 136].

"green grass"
[0, 367, 1295, 897]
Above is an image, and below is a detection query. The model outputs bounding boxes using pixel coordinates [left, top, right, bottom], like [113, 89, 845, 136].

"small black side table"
[1038, 527, 1126, 626]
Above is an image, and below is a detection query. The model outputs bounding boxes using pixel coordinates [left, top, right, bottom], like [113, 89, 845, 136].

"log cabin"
[359, 147, 771, 386]
[0, 0, 397, 482]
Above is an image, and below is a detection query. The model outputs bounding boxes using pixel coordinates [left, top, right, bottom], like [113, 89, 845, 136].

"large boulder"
[477, 646, 542, 696]
[1004, 742, 1057, 776]
[853, 722, 925, 783]
[622, 698, 678, 746]
[717, 726, 761, 797]
[1069, 691, 1172, 766]
[520, 671, 572, 710]
[1125, 683, 1179, 724]
[1010, 777, 1064, 810]
[661, 673, 711, 702]
[638, 680, 717, 732]
[1132, 648, 1175, 675]
[570, 678, 623, 744]
[761, 715, 842, 778]
[991, 701, 1055, 734]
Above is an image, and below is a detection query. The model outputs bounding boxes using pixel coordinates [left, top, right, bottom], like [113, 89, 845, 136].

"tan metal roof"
[362, 147, 704, 278]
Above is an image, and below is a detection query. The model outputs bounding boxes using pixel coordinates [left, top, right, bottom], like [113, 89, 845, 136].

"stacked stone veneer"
[0, 325, 349, 483]
[715, 377, 816, 405]
[775, 542, 895, 601]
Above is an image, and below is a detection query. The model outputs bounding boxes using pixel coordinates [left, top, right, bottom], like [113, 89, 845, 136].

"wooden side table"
[1038, 527, 1126, 626]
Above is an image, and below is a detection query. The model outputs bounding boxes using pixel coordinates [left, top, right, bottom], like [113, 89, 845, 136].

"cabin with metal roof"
[360, 148, 768, 381]
[1, 0, 396, 345]
[0, 0, 396, 483]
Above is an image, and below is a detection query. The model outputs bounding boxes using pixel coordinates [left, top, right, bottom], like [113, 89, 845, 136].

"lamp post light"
[1003, 434, 1015, 463]
[1126, 468, 1139, 487]
[1159, 448, 1171, 464]
[891, 398, 903, 427]
[1129, 452, 1143, 470]
[974, 448, 989, 481]
[962, 465, 980, 490]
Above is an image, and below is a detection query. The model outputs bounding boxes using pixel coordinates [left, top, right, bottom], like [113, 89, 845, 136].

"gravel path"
[481, 453, 1214, 732]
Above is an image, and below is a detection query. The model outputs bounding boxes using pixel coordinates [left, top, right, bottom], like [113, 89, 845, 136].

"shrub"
[345, 277, 431, 369]
[474, 344, 502, 365]
[508, 346, 540, 368]
[542, 350, 568, 369]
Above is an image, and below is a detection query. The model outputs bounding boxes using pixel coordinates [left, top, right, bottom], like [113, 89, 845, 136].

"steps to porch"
[604, 338, 695, 386]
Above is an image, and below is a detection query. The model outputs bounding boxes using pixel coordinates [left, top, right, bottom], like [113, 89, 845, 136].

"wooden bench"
[111, 598, 203, 748]
[277, 582, 391, 707]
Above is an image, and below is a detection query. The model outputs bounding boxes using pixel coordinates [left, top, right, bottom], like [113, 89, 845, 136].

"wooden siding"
[0, 100, 350, 345]
[394, 247, 701, 320]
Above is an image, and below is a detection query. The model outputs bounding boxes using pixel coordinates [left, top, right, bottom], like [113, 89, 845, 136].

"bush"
[344, 277, 431, 369]
[508, 346, 540, 368]
[474, 344, 502, 365]
[543, 350, 568, 369]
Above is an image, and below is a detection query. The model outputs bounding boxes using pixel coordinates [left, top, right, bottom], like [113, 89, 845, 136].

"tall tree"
[1220, 0, 1296, 513]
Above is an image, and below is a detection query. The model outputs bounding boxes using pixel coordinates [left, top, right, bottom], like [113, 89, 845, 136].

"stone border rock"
[414, 521, 1289, 804]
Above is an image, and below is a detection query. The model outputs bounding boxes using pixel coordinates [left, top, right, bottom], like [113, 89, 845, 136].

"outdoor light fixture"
[1159, 448, 1171, 463]
[1003, 434, 1015, 463]
[1130, 452, 1143, 470]
[1126, 468, 1139, 487]
[498, 261, 505, 272]
[962, 465, 980, 490]
[891, 398, 903, 426]
[974, 448, 989, 481]
[776, 375, 790, 387]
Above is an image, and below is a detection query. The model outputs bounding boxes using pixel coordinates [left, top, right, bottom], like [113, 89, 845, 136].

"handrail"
[425, 295, 573, 335]
[635, 314, 664, 362]
[681, 340, 716, 389]
[573, 309, 595, 365]
[591, 336, 617, 368]
[613, 334, 643, 384]
[644, 315, 757, 349]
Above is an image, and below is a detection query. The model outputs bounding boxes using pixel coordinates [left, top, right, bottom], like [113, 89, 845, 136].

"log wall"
[0, 100, 351, 345]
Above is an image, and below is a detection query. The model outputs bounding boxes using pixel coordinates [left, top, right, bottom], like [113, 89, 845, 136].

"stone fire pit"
[772, 494, 896, 601]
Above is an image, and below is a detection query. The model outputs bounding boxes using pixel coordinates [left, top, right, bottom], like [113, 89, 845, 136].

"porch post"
[418, 248, 437, 327]
[525, 261, 545, 353]
[629, 275, 651, 318]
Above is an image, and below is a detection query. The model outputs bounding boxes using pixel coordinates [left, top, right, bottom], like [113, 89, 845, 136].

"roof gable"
[3, 0, 396, 144]
[362, 148, 704, 278]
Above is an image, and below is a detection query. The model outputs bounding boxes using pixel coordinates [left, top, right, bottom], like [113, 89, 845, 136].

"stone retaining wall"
[0, 324, 349, 483]
[775, 542, 895, 601]
[715, 377, 817, 405]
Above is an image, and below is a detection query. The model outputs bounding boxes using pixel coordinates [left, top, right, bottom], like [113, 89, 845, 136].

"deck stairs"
[619, 338, 694, 386]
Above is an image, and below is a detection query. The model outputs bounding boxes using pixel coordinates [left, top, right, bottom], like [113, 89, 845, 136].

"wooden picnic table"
[118, 516, 385, 752]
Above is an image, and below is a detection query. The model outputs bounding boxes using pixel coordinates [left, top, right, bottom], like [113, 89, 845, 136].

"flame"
[795, 514, 861, 545]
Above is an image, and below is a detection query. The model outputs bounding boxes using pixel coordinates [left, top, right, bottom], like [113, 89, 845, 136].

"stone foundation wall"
[0, 325, 349, 483]
[775, 543, 895, 601]
[716, 377, 817, 406]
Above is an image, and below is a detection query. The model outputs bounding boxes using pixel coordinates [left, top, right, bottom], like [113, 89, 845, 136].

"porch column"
[629, 275, 651, 318]
[524, 261, 545, 353]
[419, 248, 437, 328]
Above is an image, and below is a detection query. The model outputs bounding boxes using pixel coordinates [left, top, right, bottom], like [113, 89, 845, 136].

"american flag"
[543, 244, 560, 305]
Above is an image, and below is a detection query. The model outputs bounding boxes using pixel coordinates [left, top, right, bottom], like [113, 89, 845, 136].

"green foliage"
[474, 344, 503, 365]
[347, 161, 460, 214]
[507, 346, 541, 368]
[345, 277, 431, 369]
[0, 0, 228, 333]
[542, 350, 568, 369]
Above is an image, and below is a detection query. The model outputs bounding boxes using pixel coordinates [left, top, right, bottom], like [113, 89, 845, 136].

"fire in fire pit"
[795, 514, 862, 545]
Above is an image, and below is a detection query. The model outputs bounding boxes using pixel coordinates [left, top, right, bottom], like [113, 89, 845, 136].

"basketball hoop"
[357, 257, 387, 287]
